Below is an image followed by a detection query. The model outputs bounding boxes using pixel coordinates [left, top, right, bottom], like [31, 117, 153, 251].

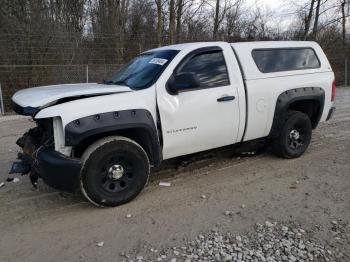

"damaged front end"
[10, 119, 54, 188]
[10, 83, 132, 193]
[10, 118, 81, 192]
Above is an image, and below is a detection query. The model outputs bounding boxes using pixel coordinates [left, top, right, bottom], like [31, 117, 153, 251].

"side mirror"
[167, 72, 200, 94]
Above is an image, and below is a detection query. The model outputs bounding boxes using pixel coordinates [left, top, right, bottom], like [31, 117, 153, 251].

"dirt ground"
[0, 88, 349, 262]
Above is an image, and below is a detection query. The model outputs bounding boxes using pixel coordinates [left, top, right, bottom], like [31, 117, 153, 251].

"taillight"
[331, 80, 336, 101]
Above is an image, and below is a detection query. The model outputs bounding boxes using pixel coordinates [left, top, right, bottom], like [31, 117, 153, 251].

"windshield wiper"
[103, 79, 130, 87]
[112, 80, 129, 87]
[102, 79, 113, 84]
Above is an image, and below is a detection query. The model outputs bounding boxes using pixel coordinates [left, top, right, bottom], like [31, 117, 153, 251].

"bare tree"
[213, 0, 220, 39]
[169, 0, 176, 44]
[155, 0, 163, 46]
[312, 0, 321, 39]
[341, 0, 347, 45]
[303, 0, 316, 40]
[3, 0, 350, 113]
[175, 0, 184, 42]
[225, 0, 242, 41]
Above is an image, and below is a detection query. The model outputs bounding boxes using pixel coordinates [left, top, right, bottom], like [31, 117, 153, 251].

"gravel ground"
[122, 220, 350, 261]
[0, 88, 349, 262]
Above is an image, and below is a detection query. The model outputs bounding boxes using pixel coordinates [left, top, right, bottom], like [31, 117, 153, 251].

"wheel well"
[287, 99, 321, 128]
[73, 128, 158, 165]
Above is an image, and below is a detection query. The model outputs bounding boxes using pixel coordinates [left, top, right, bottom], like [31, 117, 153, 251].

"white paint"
[35, 87, 157, 130]
[12, 83, 131, 108]
[156, 42, 244, 159]
[230, 41, 334, 141]
[53, 117, 72, 156]
[11, 41, 334, 162]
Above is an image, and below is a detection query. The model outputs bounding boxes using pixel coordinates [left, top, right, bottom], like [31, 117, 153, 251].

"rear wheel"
[272, 111, 312, 159]
[80, 136, 150, 207]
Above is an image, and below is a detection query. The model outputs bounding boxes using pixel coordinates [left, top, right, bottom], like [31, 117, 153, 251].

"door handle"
[217, 96, 235, 102]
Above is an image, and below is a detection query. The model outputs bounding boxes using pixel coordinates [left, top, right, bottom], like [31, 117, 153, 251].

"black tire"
[272, 111, 312, 159]
[80, 136, 150, 207]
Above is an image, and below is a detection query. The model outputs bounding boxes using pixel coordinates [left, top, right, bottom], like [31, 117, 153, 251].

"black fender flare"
[64, 109, 162, 166]
[269, 87, 325, 138]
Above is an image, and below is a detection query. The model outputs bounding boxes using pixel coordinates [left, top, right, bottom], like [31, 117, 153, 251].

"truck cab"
[11, 41, 335, 206]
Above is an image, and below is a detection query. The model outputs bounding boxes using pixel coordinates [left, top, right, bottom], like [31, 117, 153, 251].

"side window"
[179, 51, 230, 88]
[252, 48, 321, 73]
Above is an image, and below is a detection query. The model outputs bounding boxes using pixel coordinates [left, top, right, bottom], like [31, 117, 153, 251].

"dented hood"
[12, 83, 132, 109]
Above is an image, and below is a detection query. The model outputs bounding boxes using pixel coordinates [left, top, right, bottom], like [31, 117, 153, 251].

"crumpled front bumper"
[36, 147, 81, 192]
[11, 129, 82, 192]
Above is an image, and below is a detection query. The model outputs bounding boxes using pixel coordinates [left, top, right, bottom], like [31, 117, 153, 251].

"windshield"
[106, 49, 179, 90]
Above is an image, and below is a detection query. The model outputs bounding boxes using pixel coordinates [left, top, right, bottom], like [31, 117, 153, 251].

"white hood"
[12, 83, 132, 108]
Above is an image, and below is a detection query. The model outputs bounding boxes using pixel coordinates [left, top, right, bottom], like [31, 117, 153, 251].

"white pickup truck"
[11, 41, 336, 207]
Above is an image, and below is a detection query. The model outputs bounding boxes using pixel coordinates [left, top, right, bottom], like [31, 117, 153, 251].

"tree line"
[1, 0, 349, 111]
[1, 0, 349, 66]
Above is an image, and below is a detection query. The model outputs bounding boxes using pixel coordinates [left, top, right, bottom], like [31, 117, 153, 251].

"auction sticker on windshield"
[149, 58, 168, 66]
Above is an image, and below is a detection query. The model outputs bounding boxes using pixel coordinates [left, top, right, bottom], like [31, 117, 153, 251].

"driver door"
[157, 47, 240, 159]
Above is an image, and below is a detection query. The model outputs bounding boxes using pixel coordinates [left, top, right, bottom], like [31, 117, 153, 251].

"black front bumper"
[36, 148, 81, 192]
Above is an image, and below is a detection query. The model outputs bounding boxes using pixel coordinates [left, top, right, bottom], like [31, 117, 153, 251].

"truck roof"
[151, 41, 321, 51]
[230, 40, 320, 49]
[150, 41, 332, 80]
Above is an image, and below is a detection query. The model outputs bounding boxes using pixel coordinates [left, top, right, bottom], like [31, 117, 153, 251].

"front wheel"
[80, 136, 150, 207]
[272, 111, 312, 159]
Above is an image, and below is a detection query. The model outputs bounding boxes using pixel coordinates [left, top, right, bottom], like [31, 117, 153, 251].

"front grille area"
[35, 118, 54, 147]
[17, 118, 54, 156]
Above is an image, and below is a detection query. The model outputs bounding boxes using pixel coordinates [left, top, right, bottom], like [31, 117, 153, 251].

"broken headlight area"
[10, 118, 54, 188]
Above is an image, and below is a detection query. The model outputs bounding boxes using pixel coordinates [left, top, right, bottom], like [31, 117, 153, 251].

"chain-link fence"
[0, 58, 349, 114]
[0, 64, 121, 113]
[329, 58, 349, 86]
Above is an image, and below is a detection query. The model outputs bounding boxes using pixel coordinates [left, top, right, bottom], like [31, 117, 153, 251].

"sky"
[249, 0, 305, 12]
[256, 0, 345, 30]
[253, 0, 285, 9]
[244, 0, 313, 29]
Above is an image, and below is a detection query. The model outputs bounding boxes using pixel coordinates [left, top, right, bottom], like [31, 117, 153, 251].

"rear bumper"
[326, 106, 336, 121]
[37, 148, 81, 192]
